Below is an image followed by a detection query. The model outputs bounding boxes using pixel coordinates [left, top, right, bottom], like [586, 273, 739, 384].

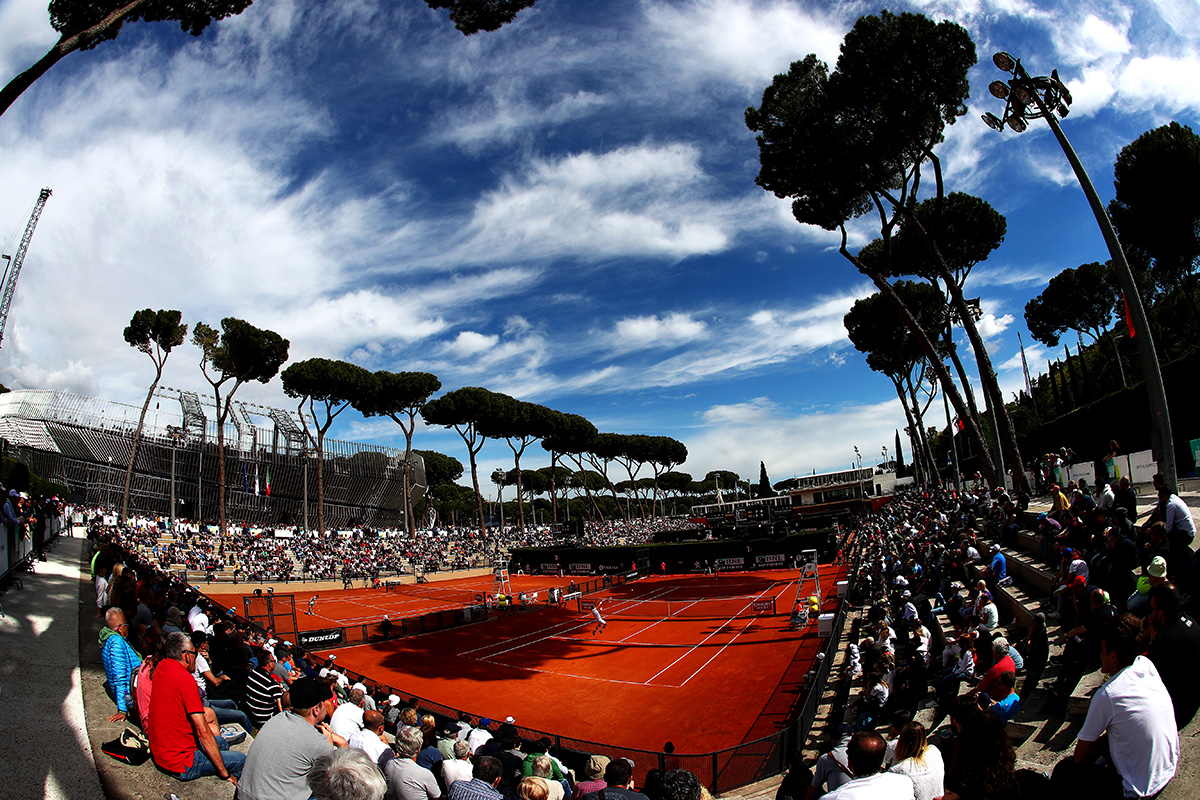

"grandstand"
[0, 388, 424, 528]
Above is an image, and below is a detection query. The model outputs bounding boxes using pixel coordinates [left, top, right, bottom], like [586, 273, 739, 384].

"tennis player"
[590, 599, 607, 636]
[308, 594, 318, 615]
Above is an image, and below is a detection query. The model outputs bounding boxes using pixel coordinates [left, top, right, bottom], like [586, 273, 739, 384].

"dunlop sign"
[298, 628, 346, 648]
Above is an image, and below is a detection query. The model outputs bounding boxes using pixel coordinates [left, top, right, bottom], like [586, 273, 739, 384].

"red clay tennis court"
[265, 565, 846, 760]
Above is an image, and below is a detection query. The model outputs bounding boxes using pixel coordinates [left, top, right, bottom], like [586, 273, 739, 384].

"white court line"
[463, 618, 594, 658]
[479, 656, 664, 686]
[642, 579, 794, 685]
[677, 615, 762, 687]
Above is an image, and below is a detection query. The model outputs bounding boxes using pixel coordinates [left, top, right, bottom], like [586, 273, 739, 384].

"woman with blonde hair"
[887, 721, 944, 800]
[519, 776, 550, 800]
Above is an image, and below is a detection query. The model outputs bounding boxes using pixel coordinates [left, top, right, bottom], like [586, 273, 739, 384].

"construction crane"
[0, 187, 52, 349]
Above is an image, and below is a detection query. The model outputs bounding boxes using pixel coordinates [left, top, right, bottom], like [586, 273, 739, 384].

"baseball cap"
[990, 543, 1001, 553]
[479, 718, 492, 727]
[388, 694, 402, 706]
[1148, 556, 1168, 578]
[289, 678, 326, 710]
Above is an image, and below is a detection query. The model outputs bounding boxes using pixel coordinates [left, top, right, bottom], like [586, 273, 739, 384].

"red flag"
[1123, 292, 1136, 338]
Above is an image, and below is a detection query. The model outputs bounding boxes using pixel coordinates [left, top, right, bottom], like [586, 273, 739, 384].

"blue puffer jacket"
[100, 628, 141, 713]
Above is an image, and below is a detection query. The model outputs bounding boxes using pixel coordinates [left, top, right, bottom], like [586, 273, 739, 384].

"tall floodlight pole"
[982, 52, 1176, 491]
[167, 425, 182, 531]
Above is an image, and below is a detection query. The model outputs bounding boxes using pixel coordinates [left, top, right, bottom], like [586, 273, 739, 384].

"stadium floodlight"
[992, 51, 1017, 73]
[980, 48, 1177, 491]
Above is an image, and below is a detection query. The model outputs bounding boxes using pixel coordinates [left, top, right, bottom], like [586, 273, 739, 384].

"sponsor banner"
[569, 563, 592, 575]
[598, 564, 623, 573]
[715, 557, 744, 571]
[581, 600, 597, 612]
[752, 598, 774, 614]
[297, 628, 345, 648]
[540, 563, 560, 574]
[1130, 449, 1157, 485]
[755, 553, 786, 567]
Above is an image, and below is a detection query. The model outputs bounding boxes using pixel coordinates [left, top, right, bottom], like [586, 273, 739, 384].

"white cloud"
[445, 143, 735, 265]
[977, 312, 1016, 339]
[1053, 12, 1132, 66]
[446, 331, 499, 357]
[610, 313, 709, 351]
[684, 395, 906, 478]
[1117, 55, 1200, 112]
[643, 0, 848, 91]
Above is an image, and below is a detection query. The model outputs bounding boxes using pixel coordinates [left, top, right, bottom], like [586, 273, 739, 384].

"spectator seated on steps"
[100, 607, 141, 724]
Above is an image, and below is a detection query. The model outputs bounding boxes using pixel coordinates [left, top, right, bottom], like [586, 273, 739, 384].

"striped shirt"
[243, 666, 282, 728]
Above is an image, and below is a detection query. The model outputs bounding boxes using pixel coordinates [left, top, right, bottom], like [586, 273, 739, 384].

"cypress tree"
[895, 430, 905, 476]
[757, 461, 774, 497]
[1048, 360, 1062, 416]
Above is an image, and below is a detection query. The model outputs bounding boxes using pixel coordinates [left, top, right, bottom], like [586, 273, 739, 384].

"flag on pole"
[254, 463, 260, 496]
[243, 464, 249, 493]
[1123, 292, 1137, 337]
[1018, 332, 1033, 397]
[265, 467, 271, 497]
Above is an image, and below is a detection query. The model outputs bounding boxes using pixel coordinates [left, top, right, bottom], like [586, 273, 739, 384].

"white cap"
[505, 716, 515, 724]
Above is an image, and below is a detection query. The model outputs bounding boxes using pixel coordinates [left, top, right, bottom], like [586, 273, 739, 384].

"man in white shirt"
[823, 732, 914, 799]
[1051, 613, 1178, 798]
[466, 718, 493, 754]
[348, 710, 390, 770]
[441, 741, 474, 788]
[330, 688, 367, 742]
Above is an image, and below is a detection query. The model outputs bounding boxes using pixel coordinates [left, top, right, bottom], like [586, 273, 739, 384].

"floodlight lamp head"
[1007, 115, 1028, 133]
[993, 52, 1017, 73]
[988, 80, 1010, 100]
[981, 112, 1004, 131]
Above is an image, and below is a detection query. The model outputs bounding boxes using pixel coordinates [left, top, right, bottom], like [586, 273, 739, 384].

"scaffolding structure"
[0, 388, 425, 529]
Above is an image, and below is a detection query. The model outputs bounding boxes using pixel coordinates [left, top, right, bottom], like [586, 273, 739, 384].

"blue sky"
[0, 0, 1196, 490]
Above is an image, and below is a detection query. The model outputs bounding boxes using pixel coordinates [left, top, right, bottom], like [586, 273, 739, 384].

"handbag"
[101, 728, 150, 766]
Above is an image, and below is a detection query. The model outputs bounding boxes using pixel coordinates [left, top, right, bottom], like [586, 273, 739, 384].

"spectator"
[1146, 582, 1200, 728]
[441, 741, 474, 789]
[984, 671, 1020, 723]
[529, 755, 567, 800]
[347, 710, 390, 771]
[146, 631, 244, 785]
[243, 647, 284, 729]
[308, 748, 386, 800]
[821, 732, 914, 799]
[466, 717, 494, 755]
[580, 759, 648, 800]
[520, 776, 550, 800]
[805, 724, 853, 799]
[1127, 556, 1168, 616]
[573, 755, 610, 800]
[330, 687, 368, 742]
[448, 754, 504, 800]
[659, 769, 702, 800]
[886, 722, 943, 800]
[100, 607, 141, 723]
[386, 725, 443, 800]
[1051, 614, 1178, 798]
[239, 677, 347, 800]
[941, 705, 1015, 800]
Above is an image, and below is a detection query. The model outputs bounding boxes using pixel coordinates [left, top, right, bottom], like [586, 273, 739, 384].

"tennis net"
[577, 593, 777, 619]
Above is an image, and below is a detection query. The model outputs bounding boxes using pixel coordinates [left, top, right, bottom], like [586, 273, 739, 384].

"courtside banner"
[752, 598, 774, 614]
[580, 600, 597, 611]
[298, 628, 345, 648]
[569, 563, 592, 574]
[755, 554, 786, 567]
[540, 563, 559, 574]
[716, 557, 745, 571]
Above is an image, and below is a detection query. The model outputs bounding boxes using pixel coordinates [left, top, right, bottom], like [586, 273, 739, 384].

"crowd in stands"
[800, 478, 1198, 800]
[88, 517, 716, 800]
[84, 505, 705, 587]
